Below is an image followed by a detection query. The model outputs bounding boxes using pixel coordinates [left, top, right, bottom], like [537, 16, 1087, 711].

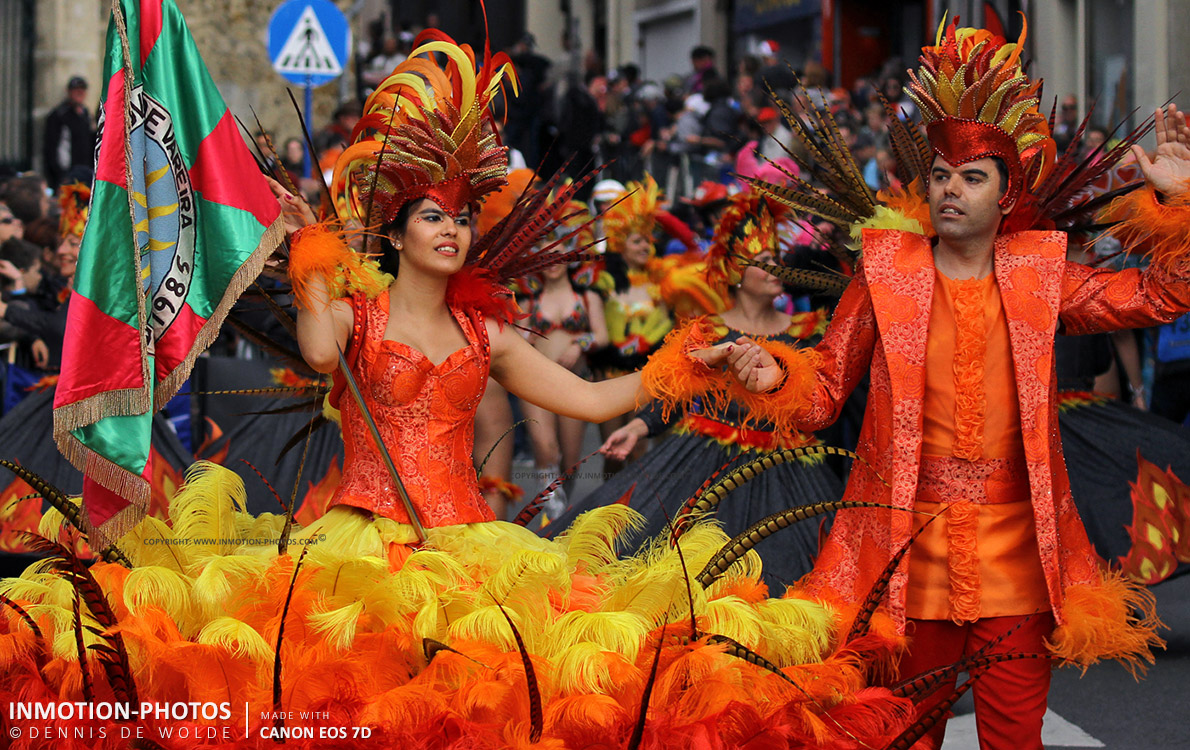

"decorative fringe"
[1046, 569, 1165, 677]
[1105, 183, 1190, 273]
[950, 279, 987, 461]
[945, 501, 981, 624]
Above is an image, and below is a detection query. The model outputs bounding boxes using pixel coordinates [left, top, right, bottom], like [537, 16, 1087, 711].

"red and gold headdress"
[58, 182, 90, 238]
[601, 176, 659, 253]
[705, 190, 786, 294]
[905, 16, 1055, 209]
[331, 30, 518, 224]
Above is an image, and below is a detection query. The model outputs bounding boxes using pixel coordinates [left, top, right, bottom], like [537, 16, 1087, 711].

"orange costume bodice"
[330, 290, 496, 526]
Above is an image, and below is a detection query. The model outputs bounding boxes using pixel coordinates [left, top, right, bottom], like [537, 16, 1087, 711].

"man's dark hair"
[992, 158, 1009, 197]
[0, 238, 39, 271]
[6, 177, 46, 223]
[691, 45, 714, 61]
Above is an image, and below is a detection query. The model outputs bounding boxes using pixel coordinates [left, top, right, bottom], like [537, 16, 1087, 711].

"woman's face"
[623, 232, 652, 268]
[542, 262, 569, 281]
[284, 139, 304, 163]
[390, 199, 472, 277]
[56, 234, 80, 280]
[737, 249, 782, 299]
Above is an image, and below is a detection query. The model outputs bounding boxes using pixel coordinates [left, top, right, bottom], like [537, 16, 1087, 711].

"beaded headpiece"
[905, 16, 1055, 209]
[331, 30, 518, 224]
[601, 175, 659, 253]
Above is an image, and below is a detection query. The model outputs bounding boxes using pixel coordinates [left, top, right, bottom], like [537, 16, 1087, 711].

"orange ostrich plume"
[57, 182, 91, 239]
[601, 175, 659, 254]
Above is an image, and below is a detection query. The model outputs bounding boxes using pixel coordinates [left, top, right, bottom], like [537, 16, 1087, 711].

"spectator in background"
[686, 45, 719, 95]
[0, 202, 22, 244]
[1053, 94, 1081, 154]
[5, 175, 50, 225]
[42, 77, 95, 189]
[881, 75, 917, 121]
[361, 36, 408, 91]
[756, 40, 796, 95]
[735, 55, 764, 119]
[505, 33, 552, 168]
[1081, 125, 1109, 161]
[314, 101, 361, 157]
[280, 137, 306, 180]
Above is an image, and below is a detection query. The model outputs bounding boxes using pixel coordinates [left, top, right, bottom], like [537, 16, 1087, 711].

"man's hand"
[1132, 104, 1190, 197]
[691, 338, 784, 392]
[0, 259, 22, 287]
[600, 418, 648, 461]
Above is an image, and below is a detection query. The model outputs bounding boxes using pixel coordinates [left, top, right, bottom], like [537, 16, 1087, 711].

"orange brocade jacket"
[793, 228, 1190, 668]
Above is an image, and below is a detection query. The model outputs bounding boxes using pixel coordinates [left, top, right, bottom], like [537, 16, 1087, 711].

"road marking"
[941, 708, 1104, 748]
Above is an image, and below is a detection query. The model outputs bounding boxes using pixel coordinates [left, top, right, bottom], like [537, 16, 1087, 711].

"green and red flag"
[53, 0, 283, 544]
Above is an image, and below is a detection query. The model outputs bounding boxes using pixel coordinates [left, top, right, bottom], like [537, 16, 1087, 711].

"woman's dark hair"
[602, 251, 631, 294]
[377, 200, 417, 276]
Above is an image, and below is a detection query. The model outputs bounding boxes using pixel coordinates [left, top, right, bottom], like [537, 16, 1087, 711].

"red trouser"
[897, 614, 1055, 750]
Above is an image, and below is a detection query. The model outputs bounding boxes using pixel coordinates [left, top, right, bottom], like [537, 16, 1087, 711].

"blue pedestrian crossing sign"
[268, 0, 351, 87]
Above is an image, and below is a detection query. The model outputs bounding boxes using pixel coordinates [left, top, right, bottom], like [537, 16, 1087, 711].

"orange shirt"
[906, 270, 1050, 621]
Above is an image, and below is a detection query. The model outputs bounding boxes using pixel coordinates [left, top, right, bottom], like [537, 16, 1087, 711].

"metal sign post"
[267, 0, 351, 179]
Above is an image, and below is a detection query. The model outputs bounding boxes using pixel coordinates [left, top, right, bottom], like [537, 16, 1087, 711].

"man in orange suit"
[726, 21, 1190, 750]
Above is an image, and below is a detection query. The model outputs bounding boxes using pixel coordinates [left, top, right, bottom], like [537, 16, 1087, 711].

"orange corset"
[332, 290, 496, 527]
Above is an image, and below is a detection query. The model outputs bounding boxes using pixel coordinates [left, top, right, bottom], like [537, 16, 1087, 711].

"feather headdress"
[705, 191, 786, 294]
[331, 29, 519, 224]
[601, 176, 660, 254]
[58, 183, 91, 239]
[905, 15, 1056, 209]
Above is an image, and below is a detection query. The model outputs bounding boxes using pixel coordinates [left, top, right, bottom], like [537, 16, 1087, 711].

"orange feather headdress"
[58, 182, 91, 239]
[331, 29, 519, 224]
[601, 176, 659, 254]
[705, 191, 786, 295]
[905, 15, 1056, 209]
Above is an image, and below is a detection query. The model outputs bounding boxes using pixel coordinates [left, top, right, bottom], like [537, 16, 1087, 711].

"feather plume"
[197, 616, 273, 663]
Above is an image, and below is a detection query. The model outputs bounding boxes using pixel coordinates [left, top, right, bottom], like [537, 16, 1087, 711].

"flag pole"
[335, 346, 426, 543]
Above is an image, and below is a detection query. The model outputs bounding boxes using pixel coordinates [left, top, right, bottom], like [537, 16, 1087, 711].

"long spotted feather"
[273, 543, 310, 732]
[491, 596, 543, 741]
[696, 500, 894, 587]
[422, 637, 491, 669]
[891, 651, 1049, 702]
[883, 676, 978, 750]
[0, 460, 131, 567]
[514, 448, 600, 527]
[684, 446, 879, 520]
[737, 259, 851, 296]
[846, 515, 939, 643]
[627, 629, 665, 750]
[671, 456, 737, 543]
[73, 592, 94, 703]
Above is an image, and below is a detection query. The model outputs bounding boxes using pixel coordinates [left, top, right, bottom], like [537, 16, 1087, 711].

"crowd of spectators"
[1, 30, 1186, 431]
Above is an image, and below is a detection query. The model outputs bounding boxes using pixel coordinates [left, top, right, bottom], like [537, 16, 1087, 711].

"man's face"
[68, 86, 87, 106]
[928, 155, 1011, 245]
[1061, 97, 1078, 124]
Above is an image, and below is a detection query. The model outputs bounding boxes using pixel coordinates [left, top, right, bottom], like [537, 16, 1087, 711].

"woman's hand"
[601, 418, 648, 461]
[31, 339, 49, 369]
[264, 175, 316, 237]
[718, 338, 784, 393]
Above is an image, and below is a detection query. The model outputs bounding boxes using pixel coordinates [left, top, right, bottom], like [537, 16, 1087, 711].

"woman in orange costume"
[550, 191, 843, 593]
[0, 31, 926, 750]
